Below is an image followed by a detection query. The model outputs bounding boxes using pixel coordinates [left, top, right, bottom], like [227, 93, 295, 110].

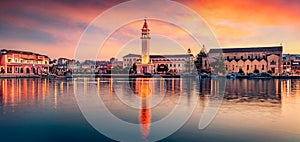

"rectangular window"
[178, 64, 180, 67]
[227, 56, 229, 60]
[170, 64, 172, 67]
[174, 64, 176, 67]
[15, 58, 18, 63]
[8, 59, 11, 62]
[262, 65, 265, 70]
[241, 56, 243, 59]
[247, 65, 249, 70]
[234, 56, 236, 59]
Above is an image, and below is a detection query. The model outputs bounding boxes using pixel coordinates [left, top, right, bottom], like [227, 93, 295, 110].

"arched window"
[270, 60, 276, 65]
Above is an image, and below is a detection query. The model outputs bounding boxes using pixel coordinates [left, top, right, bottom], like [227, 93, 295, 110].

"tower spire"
[141, 18, 150, 39]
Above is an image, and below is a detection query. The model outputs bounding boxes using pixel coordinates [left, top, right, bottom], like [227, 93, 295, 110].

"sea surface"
[0, 77, 299, 142]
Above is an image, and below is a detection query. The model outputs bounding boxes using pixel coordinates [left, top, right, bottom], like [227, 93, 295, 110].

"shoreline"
[1, 73, 300, 79]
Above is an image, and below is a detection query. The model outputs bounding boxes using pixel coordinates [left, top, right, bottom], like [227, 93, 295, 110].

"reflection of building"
[138, 79, 151, 138]
[0, 49, 50, 74]
[129, 78, 152, 139]
[209, 46, 283, 74]
[122, 19, 194, 74]
[282, 54, 300, 74]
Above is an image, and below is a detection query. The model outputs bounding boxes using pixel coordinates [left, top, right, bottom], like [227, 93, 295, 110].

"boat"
[226, 73, 236, 79]
[65, 73, 73, 78]
[249, 72, 272, 79]
[40, 72, 56, 79]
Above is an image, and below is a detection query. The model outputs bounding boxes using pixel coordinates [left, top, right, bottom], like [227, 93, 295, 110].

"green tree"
[210, 54, 226, 75]
[254, 69, 260, 73]
[157, 64, 168, 73]
[132, 63, 137, 74]
[238, 68, 245, 75]
[194, 47, 207, 73]
[111, 65, 130, 74]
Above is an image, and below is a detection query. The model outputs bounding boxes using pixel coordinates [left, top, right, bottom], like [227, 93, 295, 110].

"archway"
[26, 68, 30, 74]
[32, 68, 36, 74]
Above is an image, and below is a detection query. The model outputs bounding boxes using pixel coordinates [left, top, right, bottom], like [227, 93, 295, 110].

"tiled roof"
[1, 49, 49, 58]
[150, 54, 193, 58]
[123, 54, 141, 58]
[123, 54, 193, 58]
[209, 46, 283, 53]
[226, 58, 267, 62]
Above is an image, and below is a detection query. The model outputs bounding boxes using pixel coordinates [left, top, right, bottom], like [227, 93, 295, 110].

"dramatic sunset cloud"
[0, 0, 299, 60]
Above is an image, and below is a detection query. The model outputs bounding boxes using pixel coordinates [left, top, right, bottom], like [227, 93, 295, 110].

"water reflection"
[1, 78, 298, 114]
[0, 78, 73, 114]
[132, 78, 152, 138]
[1, 78, 300, 141]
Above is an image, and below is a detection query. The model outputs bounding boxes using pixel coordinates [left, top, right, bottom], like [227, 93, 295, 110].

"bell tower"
[141, 18, 150, 65]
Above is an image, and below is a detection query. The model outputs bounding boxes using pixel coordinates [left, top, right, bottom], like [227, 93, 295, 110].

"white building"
[123, 54, 194, 73]
[122, 19, 194, 74]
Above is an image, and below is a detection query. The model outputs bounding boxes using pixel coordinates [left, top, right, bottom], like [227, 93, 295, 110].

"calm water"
[0, 77, 300, 141]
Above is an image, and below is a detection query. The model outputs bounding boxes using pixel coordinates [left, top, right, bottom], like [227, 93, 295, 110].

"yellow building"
[208, 46, 283, 75]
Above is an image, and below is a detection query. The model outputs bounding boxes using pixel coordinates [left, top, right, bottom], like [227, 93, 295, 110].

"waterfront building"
[109, 57, 123, 67]
[0, 49, 50, 74]
[283, 54, 300, 74]
[80, 60, 96, 73]
[122, 19, 194, 74]
[95, 61, 110, 74]
[123, 54, 194, 73]
[56, 58, 71, 71]
[208, 46, 283, 74]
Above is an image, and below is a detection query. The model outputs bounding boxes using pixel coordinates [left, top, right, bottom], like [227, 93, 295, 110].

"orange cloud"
[1, 0, 300, 60]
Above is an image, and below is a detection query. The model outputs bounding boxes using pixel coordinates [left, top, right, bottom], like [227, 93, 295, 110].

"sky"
[0, 0, 299, 60]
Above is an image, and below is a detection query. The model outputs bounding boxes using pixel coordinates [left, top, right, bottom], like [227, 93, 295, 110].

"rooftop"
[0, 49, 49, 58]
[123, 53, 193, 58]
[209, 46, 283, 53]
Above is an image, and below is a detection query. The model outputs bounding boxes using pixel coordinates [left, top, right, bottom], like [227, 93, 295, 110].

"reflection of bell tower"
[137, 79, 151, 139]
[141, 18, 150, 65]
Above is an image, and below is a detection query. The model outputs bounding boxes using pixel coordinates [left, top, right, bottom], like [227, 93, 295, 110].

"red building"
[0, 49, 50, 74]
